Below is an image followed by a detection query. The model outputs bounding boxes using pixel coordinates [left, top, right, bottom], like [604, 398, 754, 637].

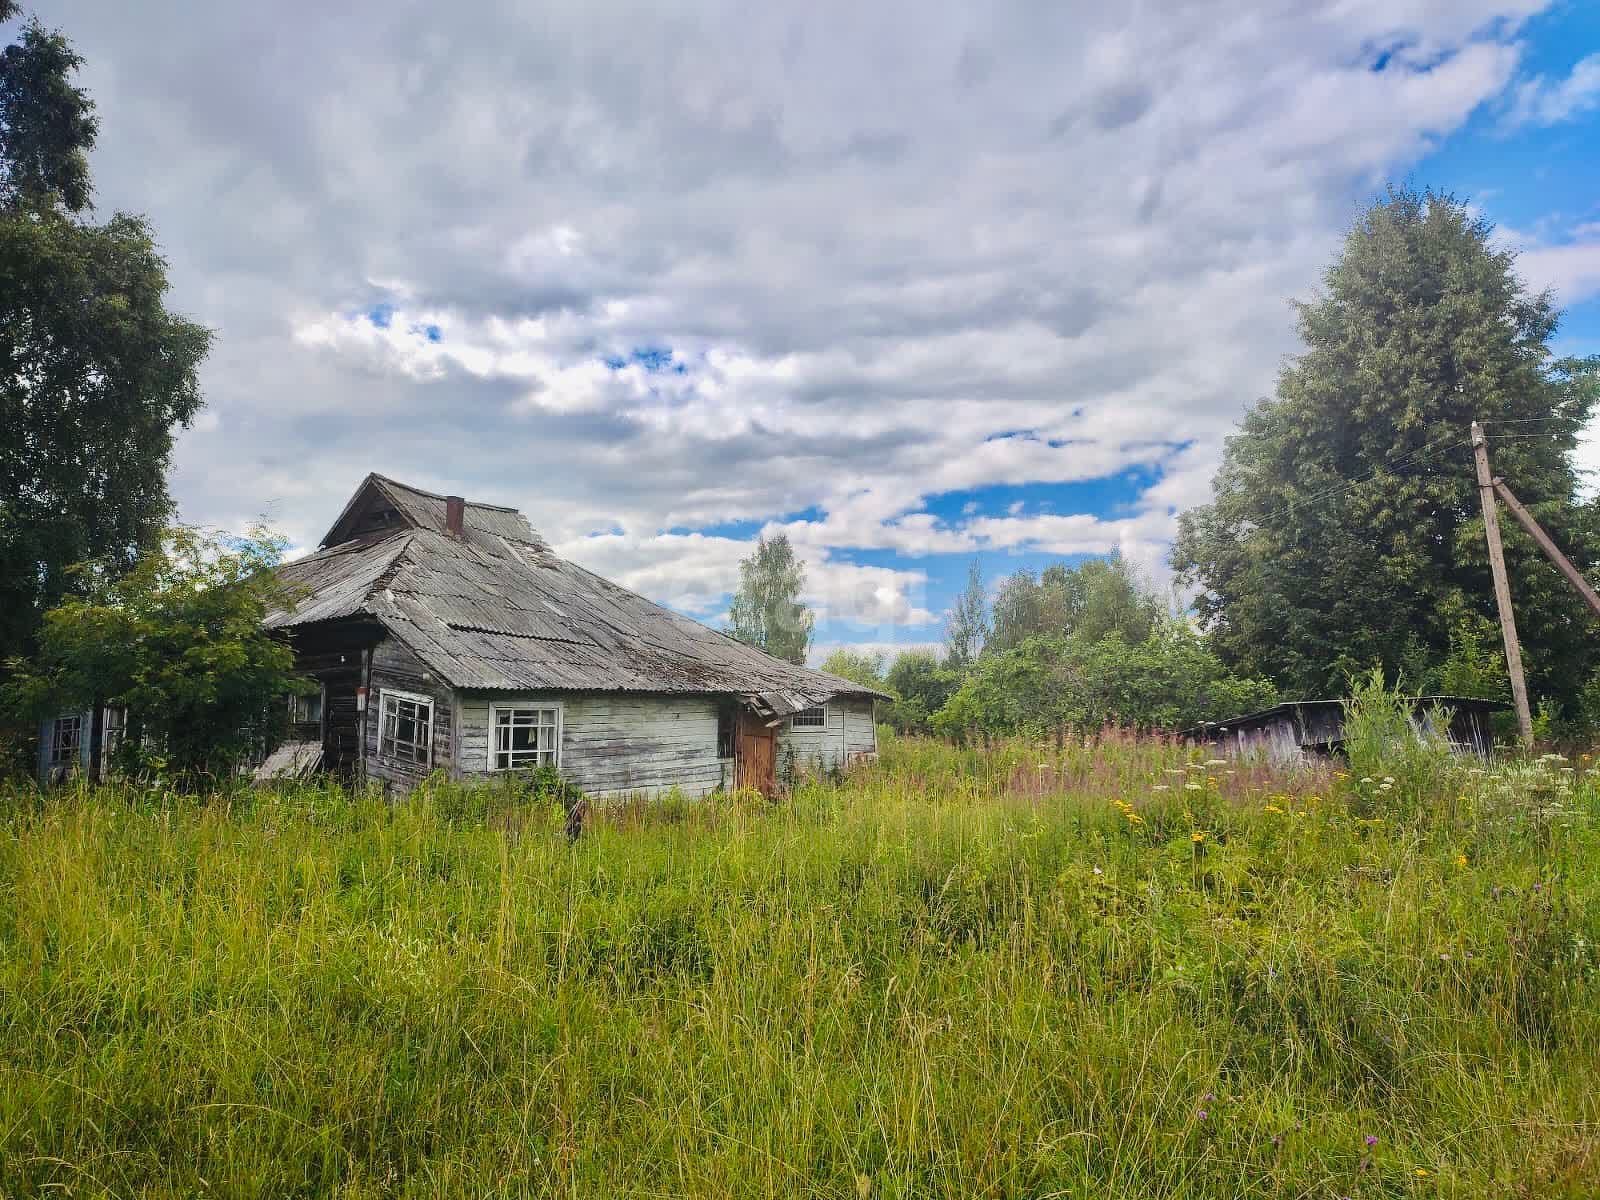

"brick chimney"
[445, 495, 466, 538]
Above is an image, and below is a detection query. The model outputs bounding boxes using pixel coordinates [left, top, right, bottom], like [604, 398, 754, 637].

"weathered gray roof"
[270, 480, 884, 709]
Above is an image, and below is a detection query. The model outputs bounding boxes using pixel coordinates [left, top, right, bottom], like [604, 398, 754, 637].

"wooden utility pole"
[1470, 421, 1534, 747]
[1490, 478, 1600, 620]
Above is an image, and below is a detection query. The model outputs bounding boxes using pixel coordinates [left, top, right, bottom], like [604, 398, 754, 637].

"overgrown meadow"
[2, 732, 1598, 1198]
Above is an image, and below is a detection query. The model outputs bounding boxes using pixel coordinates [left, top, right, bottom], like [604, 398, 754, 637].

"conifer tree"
[1175, 188, 1600, 705]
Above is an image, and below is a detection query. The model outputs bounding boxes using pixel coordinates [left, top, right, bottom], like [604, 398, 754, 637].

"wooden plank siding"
[776, 699, 878, 774]
[456, 692, 730, 798]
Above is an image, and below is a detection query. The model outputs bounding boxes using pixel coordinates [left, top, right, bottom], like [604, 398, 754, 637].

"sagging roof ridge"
[368, 472, 520, 514]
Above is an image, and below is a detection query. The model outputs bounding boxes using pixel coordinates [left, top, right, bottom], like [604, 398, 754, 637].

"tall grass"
[2, 735, 1598, 1197]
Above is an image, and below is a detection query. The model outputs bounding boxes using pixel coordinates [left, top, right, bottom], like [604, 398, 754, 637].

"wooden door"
[734, 712, 776, 795]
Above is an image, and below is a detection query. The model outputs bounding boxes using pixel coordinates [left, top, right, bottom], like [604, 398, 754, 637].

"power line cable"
[1480, 416, 1579, 426]
[1241, 434, 1470, 530]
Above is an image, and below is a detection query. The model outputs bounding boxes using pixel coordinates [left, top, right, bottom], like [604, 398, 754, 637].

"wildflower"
[1197, 1109, 1208, 1121]
[1202, 1092, 1215, 1102]
[1092, 866, 1103, 876]
[1414, 1167, 1429, 1177]
[1360, 776, 1374, 784]
[1382, 775, 1395, 784]
[1191, 831, 1206, 843]
[1264, 804, 1283, 814]
[1365, 1134, 1378, 1147]
[1454, 854, 1467, 867]
[1184, 782, 1203, 791]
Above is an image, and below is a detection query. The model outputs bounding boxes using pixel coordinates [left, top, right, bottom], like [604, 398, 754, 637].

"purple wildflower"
[1197, 1110, 1208, 1121]
[1203, 1092, 1215, 1103]
[1365, 1134, 1378, 1148]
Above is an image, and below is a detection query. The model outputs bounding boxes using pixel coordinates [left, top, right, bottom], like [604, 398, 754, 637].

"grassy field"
[2, 734, 1598, 1198]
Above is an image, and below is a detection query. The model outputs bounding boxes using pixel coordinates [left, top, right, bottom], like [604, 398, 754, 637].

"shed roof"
[1178, 695, 1509, 740]
[270, 478, 884, 710]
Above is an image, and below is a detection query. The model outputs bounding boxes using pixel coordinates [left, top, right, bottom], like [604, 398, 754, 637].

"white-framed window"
[50, 714, 82, 768]
[488, 702, 562, 771]
[790, 706, 827, 729]
[379, 689, 433, 767]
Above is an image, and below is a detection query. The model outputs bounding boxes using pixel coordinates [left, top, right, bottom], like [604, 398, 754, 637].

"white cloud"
[1502, 51, 1600, 127]
[556, 529, 937, 631]
[35, 0, 1568, 641]
[1516, 240, 1600, 307]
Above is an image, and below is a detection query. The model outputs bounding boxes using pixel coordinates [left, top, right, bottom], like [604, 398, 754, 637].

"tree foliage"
[943, 559, 988, 668]
[818, 648, 886, 690]
[883, 650, 959, 735]
[988, 555, 1162, 654]
[0, 4, 211, 669]
[934, 626, 1276, 739]
[727, 533, 814, 665]
[2, 526, 303, 781]
[1174, 188, 1600, 708]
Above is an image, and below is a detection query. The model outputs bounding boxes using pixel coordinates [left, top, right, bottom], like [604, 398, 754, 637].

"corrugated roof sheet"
[270, 485, 885, 707]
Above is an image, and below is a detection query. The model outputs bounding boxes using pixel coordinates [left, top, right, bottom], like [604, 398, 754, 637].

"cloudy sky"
[27, 0, 1600, 662]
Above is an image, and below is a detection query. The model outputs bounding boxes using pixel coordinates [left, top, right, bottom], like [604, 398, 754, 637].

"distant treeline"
[822, 555, 1276, 739]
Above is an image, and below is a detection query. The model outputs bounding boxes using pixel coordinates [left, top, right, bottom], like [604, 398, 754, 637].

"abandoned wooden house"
[251, 474, 883, 796]
[1179, 696, 1506, 764]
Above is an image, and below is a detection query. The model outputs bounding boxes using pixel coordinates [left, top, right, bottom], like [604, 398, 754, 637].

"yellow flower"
[1191, 831, 1206, 843]
[1264, 804, 1283, 814]
[1454, 854, 1467, 867]
[1414, 1167, 1430, 1177]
